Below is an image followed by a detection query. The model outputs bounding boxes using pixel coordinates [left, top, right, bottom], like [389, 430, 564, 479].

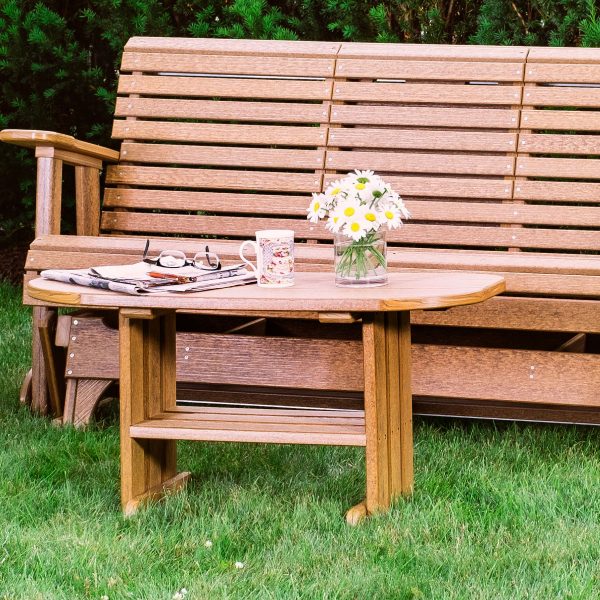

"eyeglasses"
[142, 240, 221, 271]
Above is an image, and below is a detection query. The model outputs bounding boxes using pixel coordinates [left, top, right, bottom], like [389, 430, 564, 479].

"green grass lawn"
[1, 282, 599, 599]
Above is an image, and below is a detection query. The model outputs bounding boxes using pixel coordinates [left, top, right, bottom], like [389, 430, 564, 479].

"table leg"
[346, 312, 413, 525]
[119, 309, 190, 516]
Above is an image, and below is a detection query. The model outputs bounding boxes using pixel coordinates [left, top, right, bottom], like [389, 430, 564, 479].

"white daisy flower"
[307, 193, 327, 223]
[325, 212, 344, 234]
[362, 206, 381, 233]
[342, 207, 370, 241]
[380, 203, 403, 229]
[324, 180, 345, 200]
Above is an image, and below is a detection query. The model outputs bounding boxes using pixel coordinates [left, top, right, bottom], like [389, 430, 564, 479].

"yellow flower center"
[350, 222, 361, 232]
[385, 210, 394, 220]
[355, 183, 366, 190]
[331, 187, 341, 195]
[344, 207, 355, 217]
[314, 202, 320, 211]
[365, 212, 376, 222]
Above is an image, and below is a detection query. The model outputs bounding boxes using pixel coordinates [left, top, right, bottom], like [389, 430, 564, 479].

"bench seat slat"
[119, 143, 326, 170]
[114, 98, 329, 123]
[327, 150, 514, 176]
[336, 59, 523, 81]
[105, 166, 322, 192]
[121, 52, 335, 77]
[112, 121, 327, 146]
[328, 129, 517, 152]
[331, 105, 520, 128]
[525, 63, 600, 83]
[118, 74, 333, 100]
[333, 82, 522, 105]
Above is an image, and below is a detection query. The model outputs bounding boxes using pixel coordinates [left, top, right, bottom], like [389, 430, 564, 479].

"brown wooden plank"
[411, 345, 600, 406]
[118, 74, 333, 100]
[337, 42, 528, 62]
[516, 157, 600, 179]
[112, 121, 327, 146]
[406, 200, 600, 227]
[333, 82, 522, 105]
[124, 37, 341, 58]
[75, 166, 100, 236]
[412, 296, 600, 333]
[120, 143, 325, 170]
[526, 46, 600, 64]
[518, 133, 600, 155]
[121, 52, 335, 77]
[327, 150, 514, 176]
[520, 109, 600, 131]
[103, 189, 309, 215]
[336, 59, 523, 81]
[331, 105, 520, 128]
[114, 97, 329, 123]
[323, 174, 512, 199]
[329, 128, 517, 152]
[514, 180, 600, 203]
[105, 166, 322, 193]
[525, 62, 600, 84]
[523, 86, 600, 108]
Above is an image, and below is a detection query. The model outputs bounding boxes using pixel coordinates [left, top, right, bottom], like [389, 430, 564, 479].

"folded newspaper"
[41, 261, 256, 295]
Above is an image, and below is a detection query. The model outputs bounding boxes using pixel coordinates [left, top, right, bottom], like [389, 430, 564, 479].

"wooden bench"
[2, 37, 599, 425]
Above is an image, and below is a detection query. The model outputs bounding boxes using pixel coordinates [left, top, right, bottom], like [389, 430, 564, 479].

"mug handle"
[239, 240, 259, 276]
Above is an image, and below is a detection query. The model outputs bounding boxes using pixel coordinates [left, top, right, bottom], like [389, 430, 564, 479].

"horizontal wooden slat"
[406, 201, 600, 227]
[118, 75, 333, 100]
[114, 97, 329, 123]
[328, 128, 517, 152]
[336, 59, 523, 81]
[120, 143, 325, 170]
[525, 63, 600, 84]
[514, 181, 600, 203]
[324, 174, 513, 199]
[124, 37, 341, 58]
[103, 189, 309, 214]
[337, 42, 528, 62]
[412, 344, 600, 406]
[100, 211, 600, 250]
[412, 296, 600, 333]
[520, 109, 600, 131]
[333, 82, 522, 105]
[105, 166, 322, 192]
[519, 133, 600, 155]
[327, 150, 514, 176]
[130, 418, 365, 446]
[121, 52, 335, 77]
[527, 46, 600, 64]
[523, 86, 600, 108]
[516, 157, 600, 179]
[112, 121, 327, 146]
[331, 105, 520, 128]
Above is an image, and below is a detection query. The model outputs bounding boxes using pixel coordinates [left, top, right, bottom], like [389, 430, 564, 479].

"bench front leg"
[347, 311, 413, 524]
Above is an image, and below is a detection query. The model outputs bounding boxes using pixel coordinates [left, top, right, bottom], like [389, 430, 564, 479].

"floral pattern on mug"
[260, 238, 294, 285]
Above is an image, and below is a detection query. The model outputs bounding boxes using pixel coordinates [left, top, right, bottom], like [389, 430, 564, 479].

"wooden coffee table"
[27, 271, 504, 523]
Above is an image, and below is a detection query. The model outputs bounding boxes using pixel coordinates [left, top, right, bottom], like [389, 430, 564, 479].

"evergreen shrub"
[1, 0, 599, 234]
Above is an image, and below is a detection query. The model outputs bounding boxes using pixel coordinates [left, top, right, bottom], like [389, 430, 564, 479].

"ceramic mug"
[239, 229, 295, 287]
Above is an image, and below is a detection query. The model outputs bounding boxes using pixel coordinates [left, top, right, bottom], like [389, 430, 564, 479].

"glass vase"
[334, 230, 388, 287]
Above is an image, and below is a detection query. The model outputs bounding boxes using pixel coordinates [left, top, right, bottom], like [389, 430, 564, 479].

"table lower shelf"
[130, 406, 366, 446]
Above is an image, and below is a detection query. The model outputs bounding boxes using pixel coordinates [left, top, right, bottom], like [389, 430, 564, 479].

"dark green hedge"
[1, 0, 599, 234]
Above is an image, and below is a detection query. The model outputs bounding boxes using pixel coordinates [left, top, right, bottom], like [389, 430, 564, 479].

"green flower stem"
[336, 231, 386, 280]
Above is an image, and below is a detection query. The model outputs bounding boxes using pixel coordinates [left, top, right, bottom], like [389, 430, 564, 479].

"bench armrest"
[0, 129, 119, 162]
[1, 129, 120, 238]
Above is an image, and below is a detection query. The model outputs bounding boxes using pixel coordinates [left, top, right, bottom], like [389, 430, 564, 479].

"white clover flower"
[235, 561, 245, 569]
[204, 540, 213, 548]
[101, 596, 109, 600]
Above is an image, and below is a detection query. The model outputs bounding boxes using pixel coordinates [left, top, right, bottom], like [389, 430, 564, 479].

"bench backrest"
[102, 38, 600, 258]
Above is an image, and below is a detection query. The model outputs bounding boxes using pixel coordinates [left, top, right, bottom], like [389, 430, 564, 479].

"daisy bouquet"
[307, 170, 409, 285]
